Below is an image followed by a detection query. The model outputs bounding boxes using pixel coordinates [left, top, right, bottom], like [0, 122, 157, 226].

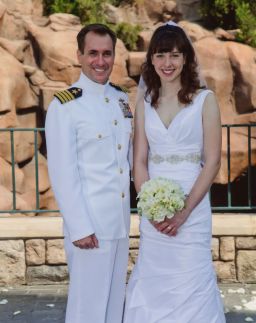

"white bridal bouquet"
[137, 177, 186, 222]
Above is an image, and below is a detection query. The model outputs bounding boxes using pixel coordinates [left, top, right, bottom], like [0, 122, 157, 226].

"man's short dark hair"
[77, 23, 117, 54]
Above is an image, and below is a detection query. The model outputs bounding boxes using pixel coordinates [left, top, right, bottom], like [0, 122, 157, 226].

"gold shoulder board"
[109, 82, 129, 93]
[54, 87, 83, 104]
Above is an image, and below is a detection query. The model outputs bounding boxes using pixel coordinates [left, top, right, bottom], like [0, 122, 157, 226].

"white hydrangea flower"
[137, 177, 185, 222]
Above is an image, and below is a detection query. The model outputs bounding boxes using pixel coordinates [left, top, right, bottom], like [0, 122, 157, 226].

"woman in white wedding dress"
[124, 24, 226, 323]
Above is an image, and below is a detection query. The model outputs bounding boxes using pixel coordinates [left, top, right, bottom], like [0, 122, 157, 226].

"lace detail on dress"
[149, 152, 201, 164]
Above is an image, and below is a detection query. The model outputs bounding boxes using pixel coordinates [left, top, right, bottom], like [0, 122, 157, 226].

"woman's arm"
[156, 92, 222, 236]
[133, 97, 150, 193]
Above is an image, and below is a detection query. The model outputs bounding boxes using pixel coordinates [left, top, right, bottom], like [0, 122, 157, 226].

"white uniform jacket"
[45, 73, 132, 242]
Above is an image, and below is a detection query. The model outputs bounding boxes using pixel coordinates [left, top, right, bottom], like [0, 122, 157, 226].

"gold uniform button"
[117, 144, 122, 150]
[98, 134, 102, 139]
[121, 192, 125, 198]
[120, 168, 123, 174]
[114, 120, 118, 125]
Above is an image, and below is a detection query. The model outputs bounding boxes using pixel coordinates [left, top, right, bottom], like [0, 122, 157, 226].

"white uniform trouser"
[64, 236, 129, 323]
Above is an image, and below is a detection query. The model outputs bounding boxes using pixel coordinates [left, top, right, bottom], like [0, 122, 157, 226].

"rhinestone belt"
[149, 152, 201, 164]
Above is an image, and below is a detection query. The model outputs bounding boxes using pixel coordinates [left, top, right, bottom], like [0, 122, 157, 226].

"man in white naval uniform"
[45, 24, 132, 323]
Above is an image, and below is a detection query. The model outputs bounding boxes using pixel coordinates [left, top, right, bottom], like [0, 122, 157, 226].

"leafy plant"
[43, 0, 142, 50]
[112, 22, 142, 50]
[200, 0, 256, 47]
[43, 0, 107, 24]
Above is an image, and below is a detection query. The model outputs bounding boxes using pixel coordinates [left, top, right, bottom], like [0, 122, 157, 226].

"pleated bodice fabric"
[124, 90, 226, 323]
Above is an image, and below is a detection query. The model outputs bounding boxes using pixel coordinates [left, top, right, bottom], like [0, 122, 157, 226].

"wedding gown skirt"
[124, 90, 226, 323]
[124, 174, 226, 323]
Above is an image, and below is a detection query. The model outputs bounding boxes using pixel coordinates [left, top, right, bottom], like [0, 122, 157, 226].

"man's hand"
[73, 234, 99, 249]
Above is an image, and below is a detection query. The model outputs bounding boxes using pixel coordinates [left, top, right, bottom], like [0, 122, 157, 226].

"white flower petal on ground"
[228, 288, 245, 294]
[244, 297, 256, 311]
[233, 305, 242, 310]
[244, 317, 254, 322]
[46, 304, 55, 308]
[242, 299, 248, 304]
[13, 311, 21, 316]
[251, 291, 256, 295]
[0, 299, 8, 305]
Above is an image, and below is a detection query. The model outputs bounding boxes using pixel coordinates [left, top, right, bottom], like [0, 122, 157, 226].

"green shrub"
[201, 0, 256, 47]
[43, 0, 77, 15]
[43, 0, 107, 24]
[112, 22, 142, 50]
[43, 0, 142, 50]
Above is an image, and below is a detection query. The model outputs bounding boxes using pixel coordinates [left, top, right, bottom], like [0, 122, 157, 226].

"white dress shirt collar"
[78, 72, 109, 95]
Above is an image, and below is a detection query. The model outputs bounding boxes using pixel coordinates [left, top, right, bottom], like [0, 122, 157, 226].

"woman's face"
[151, 47, 185, 84]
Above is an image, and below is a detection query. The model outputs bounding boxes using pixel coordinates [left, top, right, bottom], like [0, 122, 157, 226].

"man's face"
[77, 31, 115, 84]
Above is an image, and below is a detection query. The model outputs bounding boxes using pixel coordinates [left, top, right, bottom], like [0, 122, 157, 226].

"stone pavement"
[0, 283, 256, 323]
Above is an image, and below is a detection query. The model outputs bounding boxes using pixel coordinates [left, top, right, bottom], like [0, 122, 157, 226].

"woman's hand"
[151, 208, 190, 236]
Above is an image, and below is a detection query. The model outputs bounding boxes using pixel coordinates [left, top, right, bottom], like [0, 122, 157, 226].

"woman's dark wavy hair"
[142, 24, 203, 108]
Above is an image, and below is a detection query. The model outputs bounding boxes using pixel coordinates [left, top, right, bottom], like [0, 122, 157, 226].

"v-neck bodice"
[144, 89, 212, 192]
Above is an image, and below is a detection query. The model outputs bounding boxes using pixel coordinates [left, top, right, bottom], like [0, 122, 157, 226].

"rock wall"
[0, 0, 255, 215]
[1, 226, 256, 285]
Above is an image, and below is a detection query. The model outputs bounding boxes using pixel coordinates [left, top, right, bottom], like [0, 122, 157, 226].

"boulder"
[211, 237, 219, 261]
[21, 152, 51, 194]
[142, 0, 166, 21]
[220, 237, 235, 261]
[0, 157, 24, 193]
[46, 239, 66, 265]
[214, 261, 237, 282]
[226, 41, 256, 114]
[0, 240, 26, 285]
[216, 127, 256, 183]
[237, 251, 256, 282]
[39, 188, 59, 216]
[40, 80, 69, 112]
[0, 111, 42, 163]
[0, 1, 6, 19]
[25, 239, 45, 265]
[25, 17, 81, 85]
[0, 185, 30, 212]
[0, 47, 37, 113]
[236, 237, 256, 250]
[49, 13, 80, 31]
[128, 51, 146, 77]
[176, 0, 202, 22]
[110, 39, 135, 88]
[0, 37, 30, 62]
[20, 190, 37, 211]
[137, 30, 153, 51]
[0, 3, 28, 40]
[194, 37, 234, 123]
[214, 28, 236, 41]
[179, 20, 214, 42]
[28, 68, 48, 86]
[104, 2, 150, 26]
[26, 265, 69, 284]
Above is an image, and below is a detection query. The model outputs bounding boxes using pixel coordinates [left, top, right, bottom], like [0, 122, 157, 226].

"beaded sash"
[149, 152, 201, 164]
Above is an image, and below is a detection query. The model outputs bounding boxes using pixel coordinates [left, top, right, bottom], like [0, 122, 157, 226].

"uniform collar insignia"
[118, 98, 133, 118]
